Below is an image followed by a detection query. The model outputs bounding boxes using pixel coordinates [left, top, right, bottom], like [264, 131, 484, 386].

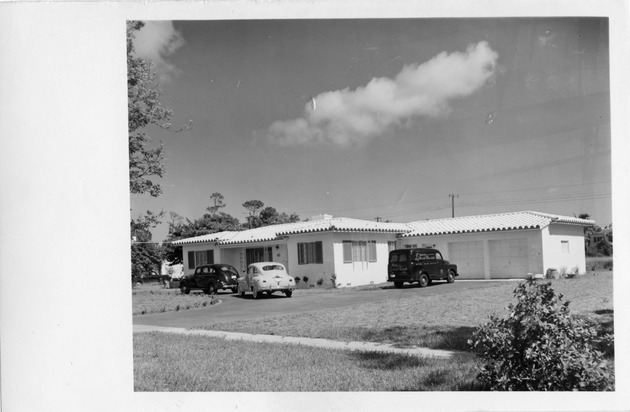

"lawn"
[191, 273, 614, 351]
[134, 273, 614, 391]
[132, 284, 220, 315]
[134, 332, 484, 391]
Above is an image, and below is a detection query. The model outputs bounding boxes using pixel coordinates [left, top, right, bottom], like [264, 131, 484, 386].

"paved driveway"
[133, 280, 507, 329]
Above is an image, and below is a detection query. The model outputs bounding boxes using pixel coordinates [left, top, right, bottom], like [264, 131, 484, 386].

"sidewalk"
[133, 324, 473, 359]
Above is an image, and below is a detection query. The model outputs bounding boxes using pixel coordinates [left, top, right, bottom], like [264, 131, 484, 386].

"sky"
[129, 18, 611, 242]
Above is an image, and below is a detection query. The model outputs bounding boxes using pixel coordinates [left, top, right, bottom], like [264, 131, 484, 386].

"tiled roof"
[218, 217, 412, 245]
[400, 211, 595, 238]
[171, 211, 595, 245]
[171, 231, 239, 245]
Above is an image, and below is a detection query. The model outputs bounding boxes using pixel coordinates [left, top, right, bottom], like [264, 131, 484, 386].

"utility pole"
[449, 194, 459, 218]
[375, 217, 382, 222]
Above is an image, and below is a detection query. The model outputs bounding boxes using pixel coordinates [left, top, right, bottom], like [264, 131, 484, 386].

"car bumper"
[387, 273, 414, 282]
[259, 283, 294, 291]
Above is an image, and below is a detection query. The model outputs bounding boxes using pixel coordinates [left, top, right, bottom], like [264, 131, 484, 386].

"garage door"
[489, 238, 529, 279]
[448, 241, 485, 279]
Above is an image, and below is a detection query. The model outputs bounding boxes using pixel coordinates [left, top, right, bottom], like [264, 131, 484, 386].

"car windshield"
[262, 265, 284, 271]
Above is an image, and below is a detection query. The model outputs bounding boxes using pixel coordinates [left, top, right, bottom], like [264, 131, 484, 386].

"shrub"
[302, 276, 309, 284]
[294, 276, 301, 285]
[316, 278, 324, 286]
[469, 279, 614, 391]
[330, 273, 337, 288]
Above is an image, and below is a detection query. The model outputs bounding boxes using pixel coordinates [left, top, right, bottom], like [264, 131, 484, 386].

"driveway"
[133, 280, 508, 329]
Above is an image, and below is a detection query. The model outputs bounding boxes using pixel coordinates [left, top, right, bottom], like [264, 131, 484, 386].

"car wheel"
[206, 283, 216, 295]
[252, 288, 259, 299]
[447, 270, 455, 283]
[418, 273, 429, 288]
[180, 285, 190, 295]
[285, 290, 292, 298]
[394, 281, 404, 288]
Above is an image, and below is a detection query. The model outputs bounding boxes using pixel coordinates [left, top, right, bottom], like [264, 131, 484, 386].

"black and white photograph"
[2, 1, 629, 411]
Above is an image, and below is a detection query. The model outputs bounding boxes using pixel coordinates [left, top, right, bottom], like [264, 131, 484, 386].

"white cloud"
[132, 21, 185, 78]
[266, 41, 499, 147]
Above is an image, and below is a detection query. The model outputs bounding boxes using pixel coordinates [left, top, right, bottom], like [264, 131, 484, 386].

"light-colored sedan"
[237, 262, 295, 299]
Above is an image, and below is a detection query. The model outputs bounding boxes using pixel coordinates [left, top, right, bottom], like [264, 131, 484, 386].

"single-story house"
[172, 214, 409, 287]
[172, 211, 594, 286]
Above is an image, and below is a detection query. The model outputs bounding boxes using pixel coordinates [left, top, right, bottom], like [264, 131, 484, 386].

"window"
[187, 250, 214, 269]
[405, 244, 418, 249]
[298, 241, 323, 265]
[388, 241, 397, 252]
[343, 241, 352, 263]
[246, 247, 273, 266]
[262, 264, 285, 271]
[343, 240, 377, 263]
[368, 240, 377, 262]
[561, 240, 570, 254]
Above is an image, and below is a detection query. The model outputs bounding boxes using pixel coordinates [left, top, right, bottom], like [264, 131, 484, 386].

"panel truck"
[387, 248, 458, 288]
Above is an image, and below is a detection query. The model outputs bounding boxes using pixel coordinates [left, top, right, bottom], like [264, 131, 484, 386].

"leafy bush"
[302, 276, 309, 284]
[294, 276, 301, 285]
[469, 279, 614, 391]
[330, 273, 337, 288]
[316, 278, 324, 286]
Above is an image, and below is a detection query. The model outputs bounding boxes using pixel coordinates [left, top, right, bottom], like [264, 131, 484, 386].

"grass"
[192, 273, 613, 351]
[134, 273, 614, 391]
[134, 332, 485, 391]
[132, 284, 220, 316]
[586, 256, 613, 271]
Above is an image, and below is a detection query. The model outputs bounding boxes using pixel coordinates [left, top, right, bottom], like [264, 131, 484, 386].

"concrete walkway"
[133, 324, 472, 359]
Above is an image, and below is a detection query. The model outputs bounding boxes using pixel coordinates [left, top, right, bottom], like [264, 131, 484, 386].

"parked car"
[237, 262, 295, 299]
[387, 248, 458, 288]
[132, 270, 170, 286]
[179, 264, 240, 295]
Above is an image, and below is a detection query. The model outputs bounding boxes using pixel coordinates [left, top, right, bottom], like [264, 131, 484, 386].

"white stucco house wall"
[172, 214, 409, 287]
[172, 211, 594, 286]
[400, 211, 594, 279]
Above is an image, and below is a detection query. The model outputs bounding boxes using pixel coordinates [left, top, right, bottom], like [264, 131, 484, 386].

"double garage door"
[448, 241, 484, 279]
[489, 238, 529, 279]
[448, 238, 529, 279]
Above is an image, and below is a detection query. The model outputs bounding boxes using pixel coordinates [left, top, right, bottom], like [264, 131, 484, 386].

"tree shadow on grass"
[348, 351, 429, 370]
[594, 309, 613, 315]
[348, 325, 478, 352]
[352, 354, 490, 391]
[419, 326, 478, 351]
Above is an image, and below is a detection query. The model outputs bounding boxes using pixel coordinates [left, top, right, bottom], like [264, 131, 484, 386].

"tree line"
[578, 213, 613, 257]
[161, 194, 301, 265]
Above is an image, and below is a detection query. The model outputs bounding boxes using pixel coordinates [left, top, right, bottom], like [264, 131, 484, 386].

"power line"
[360, 191, 611, 221]
[294, 180, 611, 219]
